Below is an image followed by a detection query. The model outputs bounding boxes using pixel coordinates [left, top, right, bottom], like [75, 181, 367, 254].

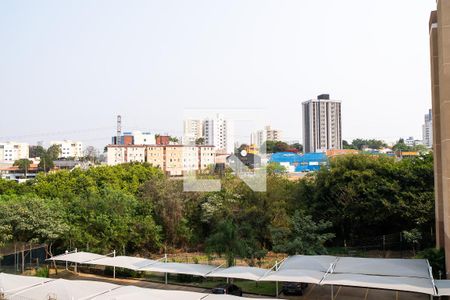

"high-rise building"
[203, 114, 234, 154]
[302, 94, 342, 153]
[50, 140, 83, 159]
[422, 109, 433, 148]
[250, 125, 283, 148]
[430, 2, 450, 274]
[0, 142, 29, 163]
[183, 119, 204, 145]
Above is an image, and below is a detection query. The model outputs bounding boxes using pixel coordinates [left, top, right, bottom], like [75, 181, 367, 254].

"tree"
[271, 210, 334, 255]
[83, 146, 99, 163]
[205, 219, 245, 266]
[13, 159, 32, 178]
[37, 145, 61, 172]
[290, 143, 303, 152]
[393, 138, 412, 152]
[0, 195, 69, 256]
[195, 137, 205, 145]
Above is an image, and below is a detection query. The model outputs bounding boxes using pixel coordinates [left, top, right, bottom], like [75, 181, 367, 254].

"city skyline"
[0, 0, 436, 149]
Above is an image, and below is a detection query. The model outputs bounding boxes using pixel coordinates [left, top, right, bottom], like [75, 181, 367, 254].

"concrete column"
[430, 10, 444, 248]
[437, 0, 450, 275]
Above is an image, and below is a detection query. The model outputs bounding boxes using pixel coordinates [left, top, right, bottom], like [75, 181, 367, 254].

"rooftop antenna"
[116, 115, 122, 145]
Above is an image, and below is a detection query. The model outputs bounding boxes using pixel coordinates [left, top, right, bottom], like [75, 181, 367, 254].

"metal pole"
[74, 248, 78, 273]
[65, 250, 68, 270]
[164, 253, 168, 285]
[331, 284, 334, 300]
[21, 246, 25, 273]
[113, 250, 116, 279]
[275, 260, 278, 298]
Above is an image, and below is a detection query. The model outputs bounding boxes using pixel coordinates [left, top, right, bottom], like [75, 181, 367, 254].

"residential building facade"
[203, 114, 234, 154]
[430, 1, 450, 274]
[302, 94, 342, 153]
[112, 131, 156, 145]
[422, 109, 433, 148]
[251, 125, 283, 148]
[0, 142, 29, 163]
[106, 144, 215, 176]
[50, 140, 83, 159]
[183, 119, 203, 145]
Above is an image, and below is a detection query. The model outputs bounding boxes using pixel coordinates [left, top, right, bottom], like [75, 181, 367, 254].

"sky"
[0, 0, 437, 149]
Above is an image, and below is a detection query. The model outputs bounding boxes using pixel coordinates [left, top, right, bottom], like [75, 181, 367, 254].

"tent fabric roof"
[84, 256, 158, 270]
[0, 273, 53, 296]
[47, 251, 107, 264]
[91, 285, 208, 300]
[435, 280, 450, 296]
[279, 255, 336, 272]
[140, 262, 218, 277]
[322, 273, 435, 295]
[259, 269, 326, 284]
[333, 257, 431, 279]
[207, 266, 267, 281]
[9, 279, 119, 300]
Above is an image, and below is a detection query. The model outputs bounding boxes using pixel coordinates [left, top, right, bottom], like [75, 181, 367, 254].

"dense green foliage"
[0, 154, 435, 259]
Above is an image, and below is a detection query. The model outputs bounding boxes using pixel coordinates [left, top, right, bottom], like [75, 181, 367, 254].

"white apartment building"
[422, 109, 433, 148]
[0, 142, 29, 163]
[183, 119, 203, 145]
[302, 94, 342, 153]
[106, 144, 215, 176]
[203, 114, 234, 154]
[251, 125, 283, 148]
[50, 140, 83, 159]
[131, 131, 156, 145]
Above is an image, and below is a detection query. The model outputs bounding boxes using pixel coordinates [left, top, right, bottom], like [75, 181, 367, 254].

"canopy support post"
[113, 250, 116, 279]
[275, 260, 279, 298]
[164, 253, 168, 285]
[74, 248, 78, 273]
[331, 284, 334, 300]
[65, 250, 68, 270]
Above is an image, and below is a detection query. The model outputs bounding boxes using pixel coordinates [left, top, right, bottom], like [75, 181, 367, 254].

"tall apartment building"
[430, 2, 450, 274]
[250, 125, 283, 148]
[302, 94, 342, 153]
[0, 142, 29, 163]
[106, 144, 215, 176]
[203, 114, 234, 154]
[50, 140, 83, 159]
[183, 119, 203, 144]
[422, 109, 433, 148]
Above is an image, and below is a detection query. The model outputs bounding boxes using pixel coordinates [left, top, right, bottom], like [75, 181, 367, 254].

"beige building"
[302, 94, 342, 153]
[106, 144, 215, 176]
[0, 142, 29, 163]
[430, 1, 450, 275]
[251, 125, 283, 148]
[50, 140, 83, 159]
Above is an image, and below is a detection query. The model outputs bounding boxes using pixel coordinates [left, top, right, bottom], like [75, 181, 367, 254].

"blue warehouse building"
[269, 152, 328, 172]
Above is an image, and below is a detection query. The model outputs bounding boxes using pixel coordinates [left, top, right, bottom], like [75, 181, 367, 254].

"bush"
[416, 248, 445, 278]
[35, 267, 49, 278]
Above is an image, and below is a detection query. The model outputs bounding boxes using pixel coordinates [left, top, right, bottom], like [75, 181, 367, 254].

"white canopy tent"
[90, 285, 208, 300]
[207, 266, 267, 281]
[47, 251, 107, 264]
[278, 255, 336, 272]
[435, 280, 450, 296]
[321, 273, 436, 295]
[8, 278, 119, 300]
[84, 256, 158, 271]
[260, 269, 327, 284]
[0, 273, 54, 298]
[46, 251, 440, 297]
[333, 257, 431, 278]
[140, 262, 219, 277]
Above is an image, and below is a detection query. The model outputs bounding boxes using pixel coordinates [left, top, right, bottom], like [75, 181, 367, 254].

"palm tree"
[13, 159, 32, 178]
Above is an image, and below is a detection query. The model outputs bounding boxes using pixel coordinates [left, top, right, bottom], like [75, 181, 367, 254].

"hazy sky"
[0, 0, 437, 149]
